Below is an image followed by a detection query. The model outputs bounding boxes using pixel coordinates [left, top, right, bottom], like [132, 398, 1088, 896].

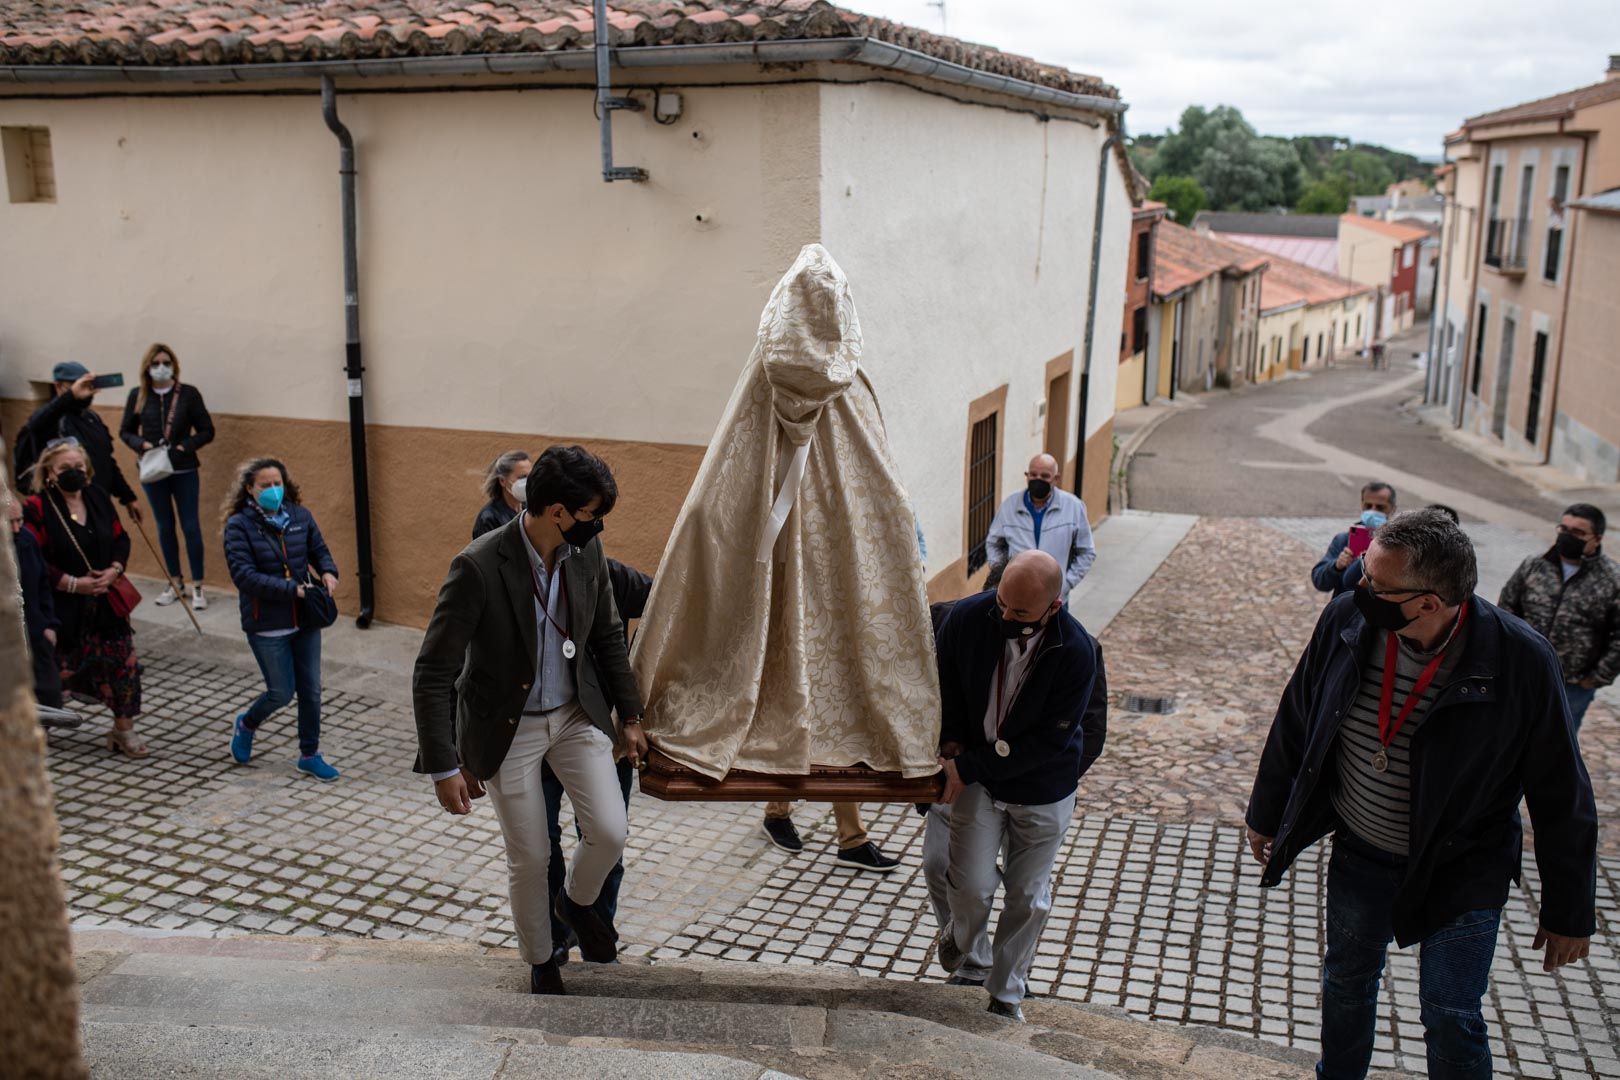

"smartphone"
[1347, 524, 1372, 558]
[91, 372, 125, 389]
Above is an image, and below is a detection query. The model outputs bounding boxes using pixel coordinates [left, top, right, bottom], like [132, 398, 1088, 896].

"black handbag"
[260, 518, 339, 630]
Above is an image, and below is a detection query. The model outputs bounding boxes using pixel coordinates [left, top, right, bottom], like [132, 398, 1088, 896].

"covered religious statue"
[631, 244, 941, 794]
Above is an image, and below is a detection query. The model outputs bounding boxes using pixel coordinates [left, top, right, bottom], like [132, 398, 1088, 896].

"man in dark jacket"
[1498, 503, 1619, 730]
[1247, 510, 1596, 1079]
[540, 557, 651, 965]
[14, 363, 142, 522]
[1312, 481, 1396, 597]
[413, 445, 645, 998]
[934, 550, 1100, 1022]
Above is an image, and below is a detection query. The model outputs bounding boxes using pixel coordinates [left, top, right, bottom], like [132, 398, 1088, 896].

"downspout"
[1075, 125, 1123, 497]
[1430, 178, 1456, 407]
[592, 0, 647, 182]
[321, 76, 375, 628]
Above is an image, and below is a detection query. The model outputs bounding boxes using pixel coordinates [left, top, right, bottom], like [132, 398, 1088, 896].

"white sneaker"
[155, 586, 178, 606]
[191, 585, 208, 611]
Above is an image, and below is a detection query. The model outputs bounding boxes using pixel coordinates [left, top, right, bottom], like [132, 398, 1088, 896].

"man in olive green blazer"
[413, 445, 646, 996]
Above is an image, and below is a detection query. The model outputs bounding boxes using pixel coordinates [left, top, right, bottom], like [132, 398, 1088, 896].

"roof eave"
[0, 37, 1129, 116]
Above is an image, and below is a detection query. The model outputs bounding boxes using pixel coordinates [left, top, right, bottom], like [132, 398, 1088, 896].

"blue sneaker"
[296, 754, 340, 782]
[230, 715, 255, 764]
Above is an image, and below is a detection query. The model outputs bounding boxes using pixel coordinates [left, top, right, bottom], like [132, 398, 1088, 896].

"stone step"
[81, 1018, 796, 1080]
[74, 931, 1327, 1079]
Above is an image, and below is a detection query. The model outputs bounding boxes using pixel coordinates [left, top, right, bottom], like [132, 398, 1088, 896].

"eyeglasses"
[1359, 573, 1431, 600]
[43, 437, 82, 450]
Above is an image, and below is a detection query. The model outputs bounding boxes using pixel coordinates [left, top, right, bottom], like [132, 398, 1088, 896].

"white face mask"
[509, 479, 528, 504]
[149, 364, 174, 383]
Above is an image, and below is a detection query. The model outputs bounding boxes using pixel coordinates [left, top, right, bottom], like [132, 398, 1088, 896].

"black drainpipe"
[1075, 127, 1123, 497]
[321, 75, 375, 628]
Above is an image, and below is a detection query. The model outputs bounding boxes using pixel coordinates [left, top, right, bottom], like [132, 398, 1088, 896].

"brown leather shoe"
[556, 892, 617, 964]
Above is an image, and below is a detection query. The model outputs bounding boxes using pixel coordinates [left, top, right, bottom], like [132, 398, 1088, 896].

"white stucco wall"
[0, 77, 819, 445]
[816, 79, 1118, 569]
[1085, 156, 1132, 438]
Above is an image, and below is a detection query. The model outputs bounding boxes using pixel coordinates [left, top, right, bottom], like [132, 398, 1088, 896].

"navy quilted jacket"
[223, 504, 339, 634]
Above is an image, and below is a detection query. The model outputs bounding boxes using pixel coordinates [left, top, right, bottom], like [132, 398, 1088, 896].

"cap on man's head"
[51, 361, 89, 382]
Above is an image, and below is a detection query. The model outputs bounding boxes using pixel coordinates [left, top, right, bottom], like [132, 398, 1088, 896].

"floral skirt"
[61, 631, 142, 721]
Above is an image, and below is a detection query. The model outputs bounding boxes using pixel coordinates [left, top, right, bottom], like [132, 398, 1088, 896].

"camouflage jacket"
[1498, 548, 1620, 686]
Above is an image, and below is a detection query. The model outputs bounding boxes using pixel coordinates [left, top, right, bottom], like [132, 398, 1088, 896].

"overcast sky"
[845, 0, 1619, 155]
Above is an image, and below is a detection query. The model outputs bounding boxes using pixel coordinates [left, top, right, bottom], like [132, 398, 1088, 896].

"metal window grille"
[965, 413, 998, 576]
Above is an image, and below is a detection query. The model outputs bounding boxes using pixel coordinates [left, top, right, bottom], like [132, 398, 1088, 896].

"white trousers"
[485, 699, 627, 964]
[945, 784, 1075, 1005]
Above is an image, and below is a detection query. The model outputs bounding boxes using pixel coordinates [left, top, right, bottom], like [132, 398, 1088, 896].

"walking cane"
[129, 514, 204, 636]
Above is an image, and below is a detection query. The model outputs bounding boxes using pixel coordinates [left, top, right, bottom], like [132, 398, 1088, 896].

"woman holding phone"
[121, 344, 215, 610]
[22, 438, 150, 757]
[222, 457, 342, 781]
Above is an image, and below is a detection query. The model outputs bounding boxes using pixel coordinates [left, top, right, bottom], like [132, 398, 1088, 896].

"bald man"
[933, 550, 1104, 1021]
[984, 454, 1095, 603]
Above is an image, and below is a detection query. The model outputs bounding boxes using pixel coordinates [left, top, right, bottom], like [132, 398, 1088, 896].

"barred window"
[965, 413, 998, 575]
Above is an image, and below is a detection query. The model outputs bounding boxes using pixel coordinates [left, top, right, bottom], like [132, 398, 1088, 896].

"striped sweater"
[1331, 626, 1467, 856]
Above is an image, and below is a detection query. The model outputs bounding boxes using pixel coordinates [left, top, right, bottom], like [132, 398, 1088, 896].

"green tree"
[1296, 176, 1350, 214]
[1148, 175, 1207, 223]
[1325, 148, 1394, 196]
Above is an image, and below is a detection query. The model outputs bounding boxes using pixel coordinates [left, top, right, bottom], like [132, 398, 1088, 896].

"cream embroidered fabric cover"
[631, 244, 941, 779]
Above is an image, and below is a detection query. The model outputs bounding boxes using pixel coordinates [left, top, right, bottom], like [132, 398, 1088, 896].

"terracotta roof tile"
[0, 0, 1118, 99]
[1227, 243, 1370, 314]
[1463, 76, 1620, 132]
[1338, 213, 1430, 244]
[1151, 221, 1267, 298]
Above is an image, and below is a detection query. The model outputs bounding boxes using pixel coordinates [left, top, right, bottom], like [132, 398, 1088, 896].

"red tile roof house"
[1337, 213, 1431, 339]
[1149, 220, 1267, 392]
[0, 1, 1144, 620]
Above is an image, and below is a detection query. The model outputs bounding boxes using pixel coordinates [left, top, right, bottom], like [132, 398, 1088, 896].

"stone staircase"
[73, 929, 1324, 1078]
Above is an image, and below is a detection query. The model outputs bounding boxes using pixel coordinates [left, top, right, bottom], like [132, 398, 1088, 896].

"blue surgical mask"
[256, 485, 286, 513]
[1360, 510, 1388, 529]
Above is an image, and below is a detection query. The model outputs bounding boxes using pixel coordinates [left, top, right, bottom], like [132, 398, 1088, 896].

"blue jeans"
[543, 756, 633, 943]
[1319, 831, 1499, 1080]
[143, 470, 205, 581]
[1563, 682, 1598, 732]
[243, 629, 323, 757]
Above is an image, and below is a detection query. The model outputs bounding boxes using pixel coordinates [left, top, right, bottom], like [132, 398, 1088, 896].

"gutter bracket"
[594, 0, 647, 183]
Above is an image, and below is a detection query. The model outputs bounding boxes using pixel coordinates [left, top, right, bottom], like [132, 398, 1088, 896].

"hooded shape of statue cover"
[631, 244, 941, 780]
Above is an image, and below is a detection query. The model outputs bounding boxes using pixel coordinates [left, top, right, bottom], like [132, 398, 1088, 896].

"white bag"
[137, 383, 181, 484]
[138, 446, 174, 483]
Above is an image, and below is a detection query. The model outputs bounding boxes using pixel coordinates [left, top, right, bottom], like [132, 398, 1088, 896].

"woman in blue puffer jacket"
[222, 457, 342, 781]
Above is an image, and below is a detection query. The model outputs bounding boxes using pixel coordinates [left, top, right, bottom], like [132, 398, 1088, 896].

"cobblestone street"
[45, 515, 1620, 1078]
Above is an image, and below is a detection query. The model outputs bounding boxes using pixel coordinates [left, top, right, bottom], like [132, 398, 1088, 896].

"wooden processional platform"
[638, 748, 945, 803]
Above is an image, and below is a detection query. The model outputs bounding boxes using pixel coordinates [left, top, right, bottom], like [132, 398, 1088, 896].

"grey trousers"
[945, 784, 1076, 1004]
[921, 802, 953, 932]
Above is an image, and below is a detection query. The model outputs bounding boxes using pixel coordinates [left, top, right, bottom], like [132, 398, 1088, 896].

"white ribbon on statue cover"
[756, 439, 811, 563]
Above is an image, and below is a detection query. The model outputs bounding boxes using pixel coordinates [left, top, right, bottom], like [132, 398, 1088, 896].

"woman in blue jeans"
[120, 344, 214, 610]
[222, 457, 341, 781]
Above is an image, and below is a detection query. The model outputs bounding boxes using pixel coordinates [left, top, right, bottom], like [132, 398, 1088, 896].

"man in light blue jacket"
[984, 453, 1096, 604]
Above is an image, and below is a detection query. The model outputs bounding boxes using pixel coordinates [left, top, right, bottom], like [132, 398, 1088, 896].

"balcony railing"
[1485, 217, 1528, 274]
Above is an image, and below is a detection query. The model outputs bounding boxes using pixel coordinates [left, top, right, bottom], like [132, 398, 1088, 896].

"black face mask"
[1353, 583, 1424, 633]
[997, 601, 1051, 640]
[561, 513, 605, 549]
[1027, 478, 1053, 500]
[54, 468, 89, 493]
[1555, 532, 1589, 561]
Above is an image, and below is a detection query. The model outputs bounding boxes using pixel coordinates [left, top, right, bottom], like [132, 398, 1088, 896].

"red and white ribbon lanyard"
[527, 553, 575, 660]
[1372, 602, 1468, 773]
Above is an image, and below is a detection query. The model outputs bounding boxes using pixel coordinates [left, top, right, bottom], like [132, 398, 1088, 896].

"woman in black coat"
[24, 439, 148, 757]
[120, 343, 214, 611]
[472, 449, 531, 539]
